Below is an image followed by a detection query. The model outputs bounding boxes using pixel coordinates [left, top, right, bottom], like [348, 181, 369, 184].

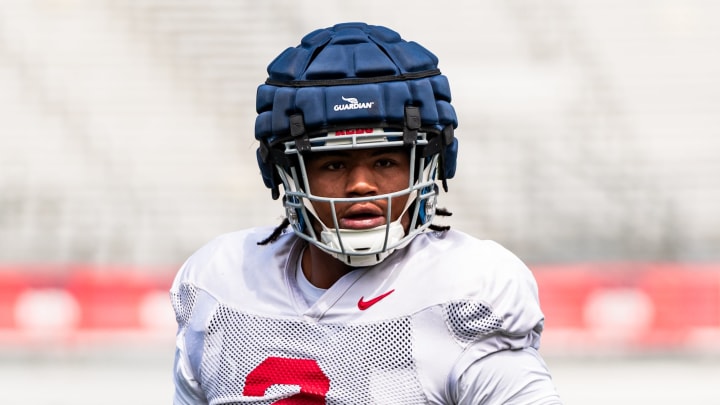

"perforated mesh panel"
[200, 305, 427, 404]
[444, 300, 504, 344]
[170, 283, 198, 328]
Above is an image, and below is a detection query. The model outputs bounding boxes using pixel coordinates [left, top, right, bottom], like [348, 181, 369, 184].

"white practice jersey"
[171, 227, 561, 405]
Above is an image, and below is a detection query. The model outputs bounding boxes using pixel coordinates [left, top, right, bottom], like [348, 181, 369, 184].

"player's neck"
[301, 244, 353, 289]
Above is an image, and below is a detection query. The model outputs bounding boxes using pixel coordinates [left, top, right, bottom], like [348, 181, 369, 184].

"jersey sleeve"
[443, 239, 546, 354]
[170, 239, 221, 405]
[173, 331, 209, 405]
[452, 348, 562, 405]
[439, 239, 557, 403]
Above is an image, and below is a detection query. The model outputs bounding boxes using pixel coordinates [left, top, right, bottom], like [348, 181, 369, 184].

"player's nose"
[345, 164, 378, 197]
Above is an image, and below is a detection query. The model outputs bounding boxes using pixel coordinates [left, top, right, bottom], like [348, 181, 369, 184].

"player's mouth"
[338, 205, 386, 229]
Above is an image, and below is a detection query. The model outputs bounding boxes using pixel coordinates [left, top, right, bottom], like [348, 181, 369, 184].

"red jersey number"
[244, 357, 330, 404]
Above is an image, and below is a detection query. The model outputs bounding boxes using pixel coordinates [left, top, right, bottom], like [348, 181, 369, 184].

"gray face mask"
[279, 130, 440, 267]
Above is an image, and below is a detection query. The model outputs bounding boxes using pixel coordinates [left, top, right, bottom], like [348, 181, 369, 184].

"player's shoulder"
[400, 230, 541, 315]
[172, 226, 295, 288]
[405, 230, 544, 342]
[411, 229, 534, 285]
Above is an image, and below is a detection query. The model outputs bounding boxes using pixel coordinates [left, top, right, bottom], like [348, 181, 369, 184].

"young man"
[171, 22, 562, 404]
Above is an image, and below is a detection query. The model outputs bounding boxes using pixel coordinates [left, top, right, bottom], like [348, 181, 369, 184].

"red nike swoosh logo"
[357, 289, 395, 310]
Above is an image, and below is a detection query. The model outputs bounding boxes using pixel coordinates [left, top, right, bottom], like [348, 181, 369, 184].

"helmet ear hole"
[283, 194, 309, 234]
[414, 184, 439, 227]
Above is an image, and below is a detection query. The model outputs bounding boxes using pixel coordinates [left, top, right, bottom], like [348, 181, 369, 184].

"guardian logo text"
[334, 96, 375, 111]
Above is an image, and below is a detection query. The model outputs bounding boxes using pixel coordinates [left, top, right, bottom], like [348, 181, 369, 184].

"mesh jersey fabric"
[171, 227, 555, 404]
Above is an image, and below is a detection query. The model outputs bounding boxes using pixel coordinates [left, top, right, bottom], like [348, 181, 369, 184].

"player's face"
[305, 147, 411, 231]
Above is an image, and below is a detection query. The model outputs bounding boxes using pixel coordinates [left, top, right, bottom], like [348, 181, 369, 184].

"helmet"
[255, 22, 459, 266]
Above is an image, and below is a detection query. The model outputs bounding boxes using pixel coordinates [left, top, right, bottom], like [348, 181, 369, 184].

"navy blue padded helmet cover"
[255, 22, 459, 193]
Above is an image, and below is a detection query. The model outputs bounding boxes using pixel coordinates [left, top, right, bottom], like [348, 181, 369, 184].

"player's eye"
[322, 161, 345, 171]
[375, 158, 396, 168]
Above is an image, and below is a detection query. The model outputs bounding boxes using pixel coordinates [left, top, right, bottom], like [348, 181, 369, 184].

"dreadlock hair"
[257, 217, 290, 245]
[256, 207, 453, 246]
[428, 207, 452, 232]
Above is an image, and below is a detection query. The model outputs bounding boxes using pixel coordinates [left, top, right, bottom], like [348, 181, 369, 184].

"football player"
[171, 22, 562, 404]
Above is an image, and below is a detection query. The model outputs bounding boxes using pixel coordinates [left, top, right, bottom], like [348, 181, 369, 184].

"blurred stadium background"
[0, 0, 719, 403]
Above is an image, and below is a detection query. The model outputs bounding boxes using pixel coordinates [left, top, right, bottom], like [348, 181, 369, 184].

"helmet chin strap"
[320, 222, 407, 267]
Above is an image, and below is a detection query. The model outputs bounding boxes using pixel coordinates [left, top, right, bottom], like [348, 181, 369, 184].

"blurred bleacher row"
[1, 0, 719, 352]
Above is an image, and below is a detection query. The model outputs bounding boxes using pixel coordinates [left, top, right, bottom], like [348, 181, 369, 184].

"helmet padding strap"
[403, 105, 420, 146]
[289, 113, 311, 154]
